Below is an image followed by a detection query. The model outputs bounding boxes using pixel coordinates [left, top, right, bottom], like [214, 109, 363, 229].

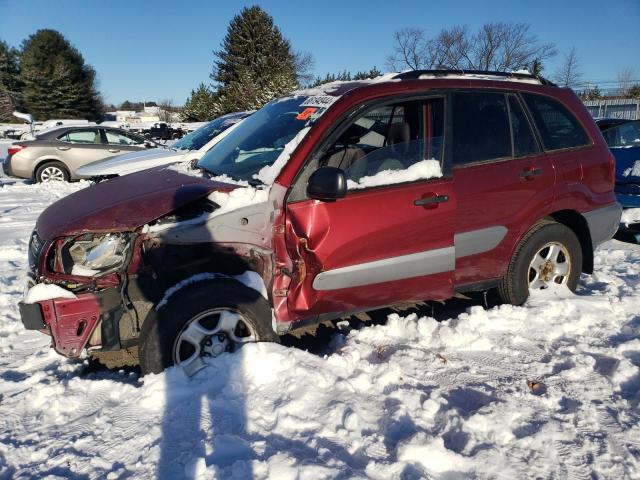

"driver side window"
[322, 98, 444, 189]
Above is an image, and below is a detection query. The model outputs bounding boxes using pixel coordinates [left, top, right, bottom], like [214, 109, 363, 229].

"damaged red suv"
[19, 71, 621, 375]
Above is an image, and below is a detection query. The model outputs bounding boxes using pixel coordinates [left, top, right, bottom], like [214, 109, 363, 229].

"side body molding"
[312, 246, 455, 291]
[454, 226, 508, 258]
[311, 225, 508, 292]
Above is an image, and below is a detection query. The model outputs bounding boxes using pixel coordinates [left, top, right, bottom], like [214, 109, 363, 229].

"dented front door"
[283, 178, 455, 322]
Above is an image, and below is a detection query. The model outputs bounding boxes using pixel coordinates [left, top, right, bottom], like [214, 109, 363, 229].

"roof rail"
[394, 69, 556, 86]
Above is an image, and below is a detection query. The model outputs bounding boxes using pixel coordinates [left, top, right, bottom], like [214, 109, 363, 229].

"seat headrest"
[386, 122, 410, 145]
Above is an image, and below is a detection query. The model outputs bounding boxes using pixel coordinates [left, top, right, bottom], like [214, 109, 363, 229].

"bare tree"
[387, 22, 556, 73]
[386, 28, 433, 71]
[617, 67, 635, 97]
[157, 98, 178, 122]
[553, 46, 583, 88]
[294, 50, 315, 87]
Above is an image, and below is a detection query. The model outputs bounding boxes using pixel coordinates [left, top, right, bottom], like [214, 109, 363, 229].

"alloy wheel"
[40, 166, 66, 182]
[528, 241, 571, 290]
[172, 308, 257, 376]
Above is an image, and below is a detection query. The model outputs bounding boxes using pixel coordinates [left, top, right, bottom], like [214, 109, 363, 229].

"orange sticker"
[296, 107, 318, 120]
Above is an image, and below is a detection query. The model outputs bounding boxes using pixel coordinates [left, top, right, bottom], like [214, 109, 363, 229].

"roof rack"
[394, 69, 556, 86]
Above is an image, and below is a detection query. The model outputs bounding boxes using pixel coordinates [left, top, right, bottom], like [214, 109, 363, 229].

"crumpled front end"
[20, 293, 104, 358]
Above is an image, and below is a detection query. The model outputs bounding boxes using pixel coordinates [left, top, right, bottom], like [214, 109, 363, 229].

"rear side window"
[522, 93, 590, 151]
[104, 130, 144, 145]
[59, 129, 100, 144]
[452, 92, 511, 165]
[602, 120, 640, 148]
[508, 95, 539, 157]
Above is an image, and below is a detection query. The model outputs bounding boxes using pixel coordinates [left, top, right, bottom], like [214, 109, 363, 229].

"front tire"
[139, 278, 279, 375]
[35, 161, 70, 183]
[498, 221, 582, 305]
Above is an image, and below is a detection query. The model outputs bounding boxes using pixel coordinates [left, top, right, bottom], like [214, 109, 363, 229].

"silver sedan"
[2, 125, 153, 182]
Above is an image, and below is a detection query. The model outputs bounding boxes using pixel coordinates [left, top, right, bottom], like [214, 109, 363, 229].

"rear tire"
[498, 220, 582, 305]
[35, 161, 70, 183]
[139, 278, 279, 375]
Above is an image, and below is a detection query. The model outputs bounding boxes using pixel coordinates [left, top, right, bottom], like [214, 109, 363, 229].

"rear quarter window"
[522, 93, 590, 151]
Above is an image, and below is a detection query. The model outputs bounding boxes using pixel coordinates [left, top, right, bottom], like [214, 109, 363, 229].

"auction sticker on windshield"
[300, 95, 339, 109]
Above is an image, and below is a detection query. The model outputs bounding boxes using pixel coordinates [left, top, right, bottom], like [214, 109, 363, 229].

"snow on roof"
[292, 73, 400, 97]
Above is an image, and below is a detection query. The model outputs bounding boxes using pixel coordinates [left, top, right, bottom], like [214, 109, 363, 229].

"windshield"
[172, 112, 247, 151]
[197, 97, 330, 183]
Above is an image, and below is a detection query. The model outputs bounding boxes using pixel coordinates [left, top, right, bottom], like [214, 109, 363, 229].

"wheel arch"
[546, 209, 593, 274]
[33, 158, 69, 180]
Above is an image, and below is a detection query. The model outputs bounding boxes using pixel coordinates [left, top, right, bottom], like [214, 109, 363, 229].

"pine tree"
[530, 59, 543, 77]
[19, 29, 103, 121]
[181, 83, 219, 121]
[0, 40, 21, 120]
[354, 67, 382, 80]
[211, 6, 298, 114]
[311, 68, 382, 87]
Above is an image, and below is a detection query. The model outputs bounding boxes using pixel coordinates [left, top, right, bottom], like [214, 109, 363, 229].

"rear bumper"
[19, 291, 106, 358]
[584, 203, 623, 247]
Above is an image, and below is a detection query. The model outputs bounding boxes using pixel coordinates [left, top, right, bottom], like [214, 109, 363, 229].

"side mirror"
[307, 166, 347, 201]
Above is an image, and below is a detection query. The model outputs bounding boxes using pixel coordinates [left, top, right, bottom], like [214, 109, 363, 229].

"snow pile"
[254, 127, 310, 185]
[621, 208, 640, 225]
[208, 186, 269, 216]
[623, 160, 640, 177]
[1, 177, 640, 479]
[24, 283, 77, 303]
[347, 159, 442, 190]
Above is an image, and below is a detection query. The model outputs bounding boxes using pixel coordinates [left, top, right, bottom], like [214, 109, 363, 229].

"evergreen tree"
[581, 85, 602, 101]
[19, 29, 102, 121]
[311, 68, 382, 88]
[211, 6, 298, 114]
[181, 83, 219, 121]
[629, 85, 640, 99]
[0, 40, 21, 120]
[354, 67, 382, 80]
[530, 58, 543, 77]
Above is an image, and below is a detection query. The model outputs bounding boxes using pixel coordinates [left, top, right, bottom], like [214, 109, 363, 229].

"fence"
[583, 98, 640, 120]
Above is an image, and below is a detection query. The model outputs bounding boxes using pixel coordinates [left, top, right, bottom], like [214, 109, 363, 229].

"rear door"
[284, 96, 455, 322]
[452, 90, 556, 287]
[56, 128, 111, 173]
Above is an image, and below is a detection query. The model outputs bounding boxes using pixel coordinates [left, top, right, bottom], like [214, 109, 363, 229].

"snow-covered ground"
[0, 180, 639, 479]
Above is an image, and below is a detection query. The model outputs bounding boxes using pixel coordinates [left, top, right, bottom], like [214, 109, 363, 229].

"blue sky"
[1, 0, 638, 105]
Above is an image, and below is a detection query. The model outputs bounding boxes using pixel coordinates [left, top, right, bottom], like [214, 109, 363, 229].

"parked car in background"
[596, 119, 640, 207]
[3, 125, 151, 182]
[76, 111, 250, 179]
[19, 71, 620, 375]
[595, 117, 632, 133]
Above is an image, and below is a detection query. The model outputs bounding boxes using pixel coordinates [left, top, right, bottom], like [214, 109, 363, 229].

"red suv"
[19, 71, 621, 375]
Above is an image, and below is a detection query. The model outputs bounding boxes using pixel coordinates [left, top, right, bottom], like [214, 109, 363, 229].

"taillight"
[8, 145, 26, 156]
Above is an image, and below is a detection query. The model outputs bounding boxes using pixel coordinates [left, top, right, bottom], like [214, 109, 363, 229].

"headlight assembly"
[54, 233, 132, 277]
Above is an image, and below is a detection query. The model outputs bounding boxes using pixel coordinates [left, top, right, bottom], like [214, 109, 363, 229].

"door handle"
[108, 149, 120, 153]
[56, 146, 70, 151]
[520, 167, 543, 180]
[414, 194, 449, 207]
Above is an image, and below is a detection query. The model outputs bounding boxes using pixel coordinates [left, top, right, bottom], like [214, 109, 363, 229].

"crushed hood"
[75, 148, 184, 177]
[37, 167, 237, 239]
